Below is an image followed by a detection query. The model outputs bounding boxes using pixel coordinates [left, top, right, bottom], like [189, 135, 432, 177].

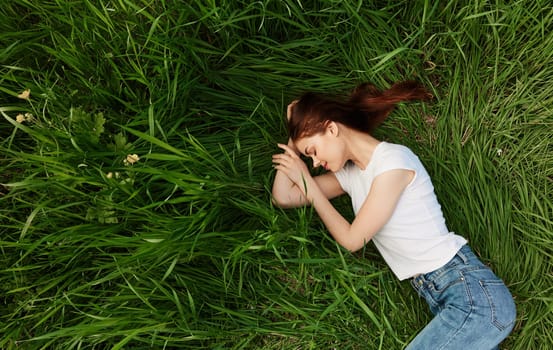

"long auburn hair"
[288, 81, 432, 141]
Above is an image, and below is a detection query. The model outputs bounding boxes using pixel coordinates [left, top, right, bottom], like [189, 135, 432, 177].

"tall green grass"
[1, 1, 551, 349]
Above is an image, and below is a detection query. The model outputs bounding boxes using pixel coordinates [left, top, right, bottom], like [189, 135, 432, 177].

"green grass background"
[1, 1, 551, 349]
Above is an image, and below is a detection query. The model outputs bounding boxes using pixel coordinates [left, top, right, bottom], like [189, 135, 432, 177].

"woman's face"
[294, 122, 347, 172]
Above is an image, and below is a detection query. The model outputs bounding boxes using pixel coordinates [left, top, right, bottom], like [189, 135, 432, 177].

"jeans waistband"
[451, 244, 471, 265]
[412, 245, 476, 283]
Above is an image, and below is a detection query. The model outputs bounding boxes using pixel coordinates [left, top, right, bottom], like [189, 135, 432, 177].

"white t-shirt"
[334, 142, 467, 280]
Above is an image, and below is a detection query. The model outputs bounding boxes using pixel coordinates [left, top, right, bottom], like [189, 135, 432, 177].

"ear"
[326, 121, 339, 137]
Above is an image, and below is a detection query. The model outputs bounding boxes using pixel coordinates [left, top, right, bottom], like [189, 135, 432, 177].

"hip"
[410, 245, 516, 332]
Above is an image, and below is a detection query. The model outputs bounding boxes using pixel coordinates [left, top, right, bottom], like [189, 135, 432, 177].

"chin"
[334, 160, 348, 172]
[328, 165, 339, 173]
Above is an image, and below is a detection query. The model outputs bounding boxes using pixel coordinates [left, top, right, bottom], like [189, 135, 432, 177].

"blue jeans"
[406, 245, 516, 350]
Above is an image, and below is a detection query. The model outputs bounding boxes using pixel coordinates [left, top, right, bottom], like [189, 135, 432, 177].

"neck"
[342, 128, 381, 170]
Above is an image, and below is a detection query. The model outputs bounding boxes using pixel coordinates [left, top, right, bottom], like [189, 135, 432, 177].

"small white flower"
[124, 154, 140, 165]
[496, 148, 503, 156]
[16, 114, 26, 123]
[106, 172, 113, 179]
[18, 89, 31, 100]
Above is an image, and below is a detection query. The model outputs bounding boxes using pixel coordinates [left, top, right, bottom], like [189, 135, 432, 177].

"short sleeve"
[374, 145, 418, 178]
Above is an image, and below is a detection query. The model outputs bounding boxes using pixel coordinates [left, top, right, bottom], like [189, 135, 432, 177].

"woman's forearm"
[272, 170, 306, 207]
[272, 139, 309, 207]
[299, 176, 359, 250]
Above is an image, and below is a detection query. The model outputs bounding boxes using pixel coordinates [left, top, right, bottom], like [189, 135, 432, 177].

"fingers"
[272, 153, 291, 167]
[272, 154, 291, 176]
[276, 143, 288, 152]
[272, 164, 287, 173]
[272, 152, 298, 172]
[277, 143, 298, 157]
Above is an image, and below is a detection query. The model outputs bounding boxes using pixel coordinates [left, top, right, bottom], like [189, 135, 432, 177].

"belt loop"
[456, 245, 469, 264]
[412, 274, 425, 288]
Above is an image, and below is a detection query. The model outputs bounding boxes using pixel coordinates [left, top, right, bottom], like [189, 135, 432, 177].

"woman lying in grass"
[271, 81, 516, 349]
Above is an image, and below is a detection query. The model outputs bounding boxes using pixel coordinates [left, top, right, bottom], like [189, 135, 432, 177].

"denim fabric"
[406, 245, 516, 350]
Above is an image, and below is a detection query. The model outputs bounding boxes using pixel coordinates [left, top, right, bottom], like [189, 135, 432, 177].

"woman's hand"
[272, 143, 311, 189]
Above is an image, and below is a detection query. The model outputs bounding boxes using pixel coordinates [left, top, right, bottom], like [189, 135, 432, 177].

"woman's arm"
[304, 168, 413, 251]
[273, 144, 413, 251]
[271, 139, 344, 208]
[272, 101, 344, 207]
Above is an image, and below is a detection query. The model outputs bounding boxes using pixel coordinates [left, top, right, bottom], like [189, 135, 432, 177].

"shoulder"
[371, 142, 423, 179]
[375, 142, 418, 164]
[377, 142, 417, 159]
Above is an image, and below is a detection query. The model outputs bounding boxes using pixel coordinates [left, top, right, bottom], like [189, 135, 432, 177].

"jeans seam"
[479, 280, 514, 332]
[434, 271, 474, 349]
[461, 271, 473, 309]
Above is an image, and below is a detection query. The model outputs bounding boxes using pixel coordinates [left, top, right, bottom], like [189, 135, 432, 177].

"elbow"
[272, 191, 304, 209]
[271, 192, 291, 208]
[343, 243, 363, 253]
[271, 196, 285, 208]
[340, 237, 370, 253]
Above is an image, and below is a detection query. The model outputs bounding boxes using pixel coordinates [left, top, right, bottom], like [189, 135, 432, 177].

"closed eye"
[304, 146, 316, 157]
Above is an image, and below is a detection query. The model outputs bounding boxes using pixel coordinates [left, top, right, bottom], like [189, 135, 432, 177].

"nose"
[312, 157, 321, 167]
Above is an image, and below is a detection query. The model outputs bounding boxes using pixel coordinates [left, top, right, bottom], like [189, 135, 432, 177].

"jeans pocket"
[430, 268, 465, 292]
[479, 279, 516, 331]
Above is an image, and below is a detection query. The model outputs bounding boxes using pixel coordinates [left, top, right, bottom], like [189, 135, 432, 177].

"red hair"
[288, 81, 432, 140]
